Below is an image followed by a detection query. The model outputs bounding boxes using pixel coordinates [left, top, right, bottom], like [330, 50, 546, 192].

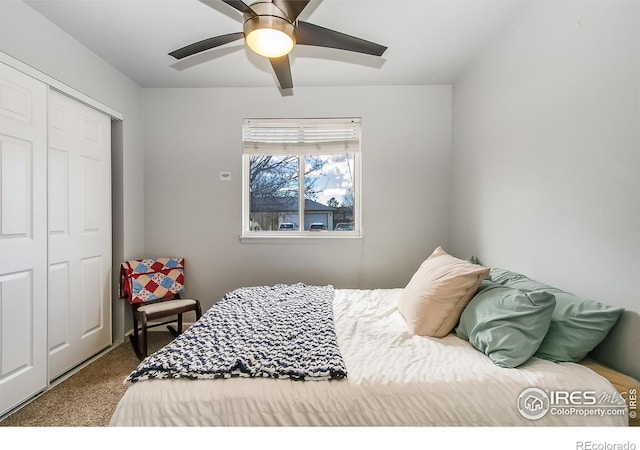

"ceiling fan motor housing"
[243, 1, 296, 48]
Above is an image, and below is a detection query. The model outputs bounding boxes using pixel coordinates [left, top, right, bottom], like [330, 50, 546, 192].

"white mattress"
[109, 288, 627, 426]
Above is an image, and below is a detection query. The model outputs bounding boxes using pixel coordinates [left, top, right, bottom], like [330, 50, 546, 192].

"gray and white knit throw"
[125, 283, 347, 383]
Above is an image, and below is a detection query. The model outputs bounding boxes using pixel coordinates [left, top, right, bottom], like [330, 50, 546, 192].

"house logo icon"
[517, 388, 550, 420]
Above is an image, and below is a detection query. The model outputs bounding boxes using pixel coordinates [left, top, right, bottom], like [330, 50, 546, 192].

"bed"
[109, 281, 631, 427]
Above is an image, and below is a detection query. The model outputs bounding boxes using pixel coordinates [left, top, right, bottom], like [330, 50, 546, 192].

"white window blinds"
[242, 118, 361, 155]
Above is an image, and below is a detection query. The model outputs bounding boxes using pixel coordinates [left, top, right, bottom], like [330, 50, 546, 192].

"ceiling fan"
[169, 0, 388, 90]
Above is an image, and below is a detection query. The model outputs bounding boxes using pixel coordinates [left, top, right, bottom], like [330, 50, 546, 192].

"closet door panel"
[0, 272, 33, 372]
[81, 256, 102, 334]
[48, 90, 111, 380]
[0, 62, 47, 417]
[0, 138, 31, 235]
[47, 262, 70, 352]
[48, 148, 69, 235]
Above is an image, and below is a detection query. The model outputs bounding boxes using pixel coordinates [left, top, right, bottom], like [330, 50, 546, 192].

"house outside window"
[242, 118, 361, 238]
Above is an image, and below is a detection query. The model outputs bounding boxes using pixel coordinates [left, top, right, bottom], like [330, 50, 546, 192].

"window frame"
[241, 118, 362, 240]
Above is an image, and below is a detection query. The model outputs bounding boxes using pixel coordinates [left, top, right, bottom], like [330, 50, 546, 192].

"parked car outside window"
[308, 223, 327, 232]
[278, 222, 296, 231]
[334, 222, 354, 231]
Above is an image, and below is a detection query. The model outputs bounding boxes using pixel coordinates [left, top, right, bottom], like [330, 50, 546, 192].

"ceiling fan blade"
[169, 32, 245, 59]
[269, 55, 293, 90]
[272, 0, 310, 21]
[221, 0, 257, 18]
[296, 21, 387, 57]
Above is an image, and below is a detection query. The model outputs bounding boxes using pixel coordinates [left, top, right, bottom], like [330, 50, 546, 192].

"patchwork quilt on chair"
[120, 257, 185, 304]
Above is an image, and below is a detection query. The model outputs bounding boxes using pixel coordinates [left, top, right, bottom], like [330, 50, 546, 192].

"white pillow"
[397, 246, 489, 337]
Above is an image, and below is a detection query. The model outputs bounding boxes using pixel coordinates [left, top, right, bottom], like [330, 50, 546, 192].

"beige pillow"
[397, 246, 489, 337]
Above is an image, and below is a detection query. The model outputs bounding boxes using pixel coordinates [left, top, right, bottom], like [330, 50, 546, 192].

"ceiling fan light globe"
[246, 28, 294, 58]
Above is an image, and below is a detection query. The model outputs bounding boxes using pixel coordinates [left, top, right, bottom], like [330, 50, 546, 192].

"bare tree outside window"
[248, 154, 356, 232]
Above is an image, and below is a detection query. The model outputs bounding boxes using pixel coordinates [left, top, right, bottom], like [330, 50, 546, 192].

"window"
[242, 118, 361, 238]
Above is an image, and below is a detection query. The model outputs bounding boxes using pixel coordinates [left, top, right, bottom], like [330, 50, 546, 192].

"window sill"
[239, 232, 363, 243]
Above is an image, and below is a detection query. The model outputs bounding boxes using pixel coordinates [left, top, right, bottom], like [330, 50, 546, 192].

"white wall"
[142, 85, 452, 309]
[0, 1, 146, 341]
[450, 1, 640, 377]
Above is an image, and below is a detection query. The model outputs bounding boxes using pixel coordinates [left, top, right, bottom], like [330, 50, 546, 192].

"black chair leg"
[140, 314, 148, 359]
[129, 334, 145, 360]
[167, 314, 181, 338]
[130, 314, 145, 360]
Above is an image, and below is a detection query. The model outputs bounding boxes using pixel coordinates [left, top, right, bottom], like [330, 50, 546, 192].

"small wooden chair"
[120, 257, 202, 360]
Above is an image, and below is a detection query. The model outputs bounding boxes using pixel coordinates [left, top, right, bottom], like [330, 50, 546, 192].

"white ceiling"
[25, 0, 532, 89]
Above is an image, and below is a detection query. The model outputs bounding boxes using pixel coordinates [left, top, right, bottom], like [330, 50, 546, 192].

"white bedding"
[109, 288, 627, 426]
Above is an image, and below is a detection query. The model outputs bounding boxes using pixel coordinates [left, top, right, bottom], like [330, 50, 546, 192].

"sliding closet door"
[0, 63, 48, 416]
[47, 90, 112, 380]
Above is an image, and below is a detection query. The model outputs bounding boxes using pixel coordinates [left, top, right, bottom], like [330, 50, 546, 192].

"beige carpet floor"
[0, 331, 173, 427]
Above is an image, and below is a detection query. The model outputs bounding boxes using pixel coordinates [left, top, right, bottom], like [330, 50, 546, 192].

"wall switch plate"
[220, 172, 231, 181]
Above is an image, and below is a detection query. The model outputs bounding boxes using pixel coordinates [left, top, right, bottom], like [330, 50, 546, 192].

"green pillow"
[456, 281, 556, 368]
[488, 268, 624, 362]
[489, 267, 536, 288]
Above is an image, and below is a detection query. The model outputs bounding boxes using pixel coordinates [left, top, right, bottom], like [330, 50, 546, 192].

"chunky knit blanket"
[125, 283, 347, 383]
